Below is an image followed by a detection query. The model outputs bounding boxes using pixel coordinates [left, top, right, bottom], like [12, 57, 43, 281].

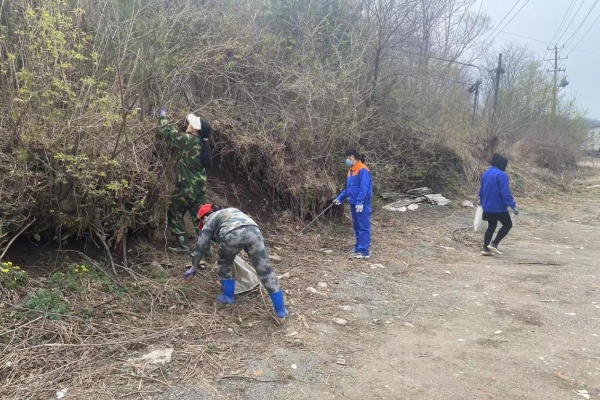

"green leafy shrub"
[49, 263, 90, 293]
[22, 288, 70, 319]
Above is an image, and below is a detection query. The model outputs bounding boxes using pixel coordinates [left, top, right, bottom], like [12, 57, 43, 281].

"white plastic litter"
[473, 205, 485, 232]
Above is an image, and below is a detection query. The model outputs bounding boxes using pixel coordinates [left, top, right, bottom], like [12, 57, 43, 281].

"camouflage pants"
[217, 226, 281, 294]
[167, 188, 206, 236]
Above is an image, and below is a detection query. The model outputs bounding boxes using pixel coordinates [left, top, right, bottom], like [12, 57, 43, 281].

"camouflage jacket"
[191, 208, 259, 266]
[156, 117, 207, 192]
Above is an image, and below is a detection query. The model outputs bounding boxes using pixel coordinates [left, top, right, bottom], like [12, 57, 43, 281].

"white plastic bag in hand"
[473, 205, 485, 232]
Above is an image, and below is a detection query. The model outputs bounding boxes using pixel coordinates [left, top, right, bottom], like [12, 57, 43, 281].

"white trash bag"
[231, 256, 260, 294]
[473, 205, 486, 233]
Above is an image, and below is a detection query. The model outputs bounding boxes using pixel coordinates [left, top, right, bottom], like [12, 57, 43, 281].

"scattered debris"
[340, 305, 352, 311]
[444, 271, 451, 275]
[317, 282, 328, 288]
[494, 331, 502, 334]
[566, 313, 576, 316]
[284, 331, 299, 337]
[277, 272, 290, 279]
[404, 322, 415, 328]
[424, 194, 451, 206]
[540, 299, 559, 302]
[127, 348, 173, 369]
[383, 197, 424, 212]
[336, 358, 346, 365]
[458, 339, 467, 342]
[555, 370, 573, 382]
[291, 364, 297, 370]
[333, 318, 348, 326]
[381, 192, 404, 200]
[461, 200, 475, 208]
[306, 287, 326, 296]
[575, 389, 590, 399]
[56, 389, 68, 399]
[383, 187, 450, 211]
[269, 254, 282, 261]
[406, 187, 432, 196]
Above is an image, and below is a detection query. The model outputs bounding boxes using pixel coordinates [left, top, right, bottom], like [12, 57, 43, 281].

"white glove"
[333, 198, 341, 206]
[355, 204, 363, 213]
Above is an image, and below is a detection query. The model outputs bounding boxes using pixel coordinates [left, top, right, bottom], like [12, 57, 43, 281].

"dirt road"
[159, 180, 600, 400]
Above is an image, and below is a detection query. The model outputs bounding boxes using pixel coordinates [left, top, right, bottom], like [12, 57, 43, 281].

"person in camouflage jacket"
[185, 204, 289, 319]
[156, 109, 212, 253]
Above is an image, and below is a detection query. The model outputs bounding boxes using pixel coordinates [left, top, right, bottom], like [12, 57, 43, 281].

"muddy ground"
[2, 172, 600, 400]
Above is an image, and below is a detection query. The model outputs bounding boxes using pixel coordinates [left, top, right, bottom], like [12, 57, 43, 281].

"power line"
[566, 10, 600, 56]
[488, 0, 531, 45]
[555, 0, 587, 44]
[563, 0, 600, 48]
[402, 50, 482, 70]
[496, 31, 600, 57]
[548, 0, 577, 45]
[481, 0, 524, 46]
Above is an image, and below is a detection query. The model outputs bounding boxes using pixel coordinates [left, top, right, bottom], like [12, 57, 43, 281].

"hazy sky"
[474, 0, 600, 118]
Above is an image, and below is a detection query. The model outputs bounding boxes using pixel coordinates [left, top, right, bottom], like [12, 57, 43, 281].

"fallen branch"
[217, 375, 288, 383]
[516, 262, 562, 266]
[93, 228, 119, 280]
[265, 238, 337, 255]
[0, 218, 36, 261]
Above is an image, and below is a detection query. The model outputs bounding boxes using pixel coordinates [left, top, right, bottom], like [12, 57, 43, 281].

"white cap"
[186, 113, 202, 131]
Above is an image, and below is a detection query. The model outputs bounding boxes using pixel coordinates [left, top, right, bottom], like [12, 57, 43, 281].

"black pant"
[483, 212, 512, 247]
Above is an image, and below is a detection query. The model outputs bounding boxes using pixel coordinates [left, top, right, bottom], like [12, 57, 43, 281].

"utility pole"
[468, 79, 482, 127]
[544, 45, 567, 115]
[487, 53, 505, 158]
[492, 53, 505, 121]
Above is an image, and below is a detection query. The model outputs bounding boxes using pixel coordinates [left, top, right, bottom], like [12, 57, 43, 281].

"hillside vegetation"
[0, 0, 588, 253]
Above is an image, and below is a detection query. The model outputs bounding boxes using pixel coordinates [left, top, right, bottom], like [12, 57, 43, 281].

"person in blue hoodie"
[334, 148, 373, 260]
[479, 153, 519, 256]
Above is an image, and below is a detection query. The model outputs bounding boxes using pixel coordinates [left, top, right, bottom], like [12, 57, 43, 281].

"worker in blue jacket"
[479, 153, 519, 256]
[334, 148, 373, 260]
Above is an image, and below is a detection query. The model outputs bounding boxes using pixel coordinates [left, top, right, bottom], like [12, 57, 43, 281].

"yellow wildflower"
[1, 268, 9, 273]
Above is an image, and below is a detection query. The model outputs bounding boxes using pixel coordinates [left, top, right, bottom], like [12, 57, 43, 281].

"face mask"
[345, 159, 353, 167]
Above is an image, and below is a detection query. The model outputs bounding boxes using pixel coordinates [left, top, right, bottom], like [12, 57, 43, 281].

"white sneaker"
[353, 254, 370, 260]
[486, 243, 502, 255]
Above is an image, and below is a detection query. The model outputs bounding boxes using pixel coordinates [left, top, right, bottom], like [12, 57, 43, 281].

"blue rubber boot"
[269, 291, 289, 318]
[217, 279, 235, 304]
